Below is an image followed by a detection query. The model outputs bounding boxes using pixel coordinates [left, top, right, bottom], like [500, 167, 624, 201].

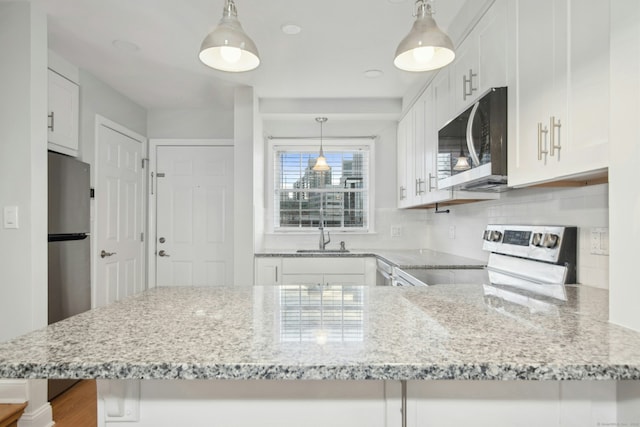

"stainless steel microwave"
[437, 87, 508, 191]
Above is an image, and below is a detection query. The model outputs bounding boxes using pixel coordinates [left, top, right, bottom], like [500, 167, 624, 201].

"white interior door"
[155, 146, 234, 287]
[96, 122, 145, 307]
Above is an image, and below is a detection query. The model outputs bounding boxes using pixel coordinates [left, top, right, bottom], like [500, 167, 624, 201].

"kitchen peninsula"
[1, 284, 640, 426]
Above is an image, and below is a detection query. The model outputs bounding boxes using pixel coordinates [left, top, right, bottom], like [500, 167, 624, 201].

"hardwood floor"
[0, 403, 27, 427]
[51, 380, 97, 427]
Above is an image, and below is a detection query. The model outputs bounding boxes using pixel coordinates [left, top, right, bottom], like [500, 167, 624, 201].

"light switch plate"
[590, 228, 609, 255]
[391, 226, 402, 237]
[3, 206, 18, 229]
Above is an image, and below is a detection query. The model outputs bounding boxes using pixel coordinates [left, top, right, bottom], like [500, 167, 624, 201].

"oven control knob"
[483, 230, 492, 241]
[542, 233, 559, 249]
[532, 233, 543, 247]
[489, 230, 502, 242]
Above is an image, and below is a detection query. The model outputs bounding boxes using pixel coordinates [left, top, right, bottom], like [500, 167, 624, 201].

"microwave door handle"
[465, 101, 482, 167]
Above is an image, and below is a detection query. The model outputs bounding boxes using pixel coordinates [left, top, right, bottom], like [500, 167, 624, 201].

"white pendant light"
[394, 0, 455, 72]
[453, 146, 471, 171]
[312, 117, 331, 172]
[199, 0, 260, 72]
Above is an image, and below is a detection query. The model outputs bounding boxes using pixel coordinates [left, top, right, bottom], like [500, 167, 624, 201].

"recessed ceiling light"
[364, 69, 384, 79]
[112, 39, 140, 52]
[281, 23, 302, 35]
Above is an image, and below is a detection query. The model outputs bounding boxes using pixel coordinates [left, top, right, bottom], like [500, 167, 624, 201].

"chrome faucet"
[318, 207, 330, 250]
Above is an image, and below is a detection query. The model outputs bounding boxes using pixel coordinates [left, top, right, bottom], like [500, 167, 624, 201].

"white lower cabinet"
[255, 257, 282, 285]
[407, 380, 618, 427]
[255, 257, 376, 286]
[97, 379, 631, 427]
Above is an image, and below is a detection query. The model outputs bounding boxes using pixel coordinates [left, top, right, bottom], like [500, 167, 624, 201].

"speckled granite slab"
[255, 249, 487, 269]
[1, 285, 640, 381]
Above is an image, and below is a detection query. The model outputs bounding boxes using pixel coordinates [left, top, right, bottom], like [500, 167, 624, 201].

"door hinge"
[140, 232, 144, 242]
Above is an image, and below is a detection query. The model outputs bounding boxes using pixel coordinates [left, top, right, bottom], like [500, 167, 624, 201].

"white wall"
[0, 0, 48, 343]
[234, 88, 255, 286]
[0, 1, 53, 423]
[147, 107, 233, 139]
[77, 69, 147, 172]
[608, 0, 640, 330]
[423, 184, 609, 288]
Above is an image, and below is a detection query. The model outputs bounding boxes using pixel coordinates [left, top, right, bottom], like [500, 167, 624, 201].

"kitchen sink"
[296, 249, 350, 254]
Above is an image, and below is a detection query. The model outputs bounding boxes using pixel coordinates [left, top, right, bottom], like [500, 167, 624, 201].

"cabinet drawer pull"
[550, 116, 562, 157]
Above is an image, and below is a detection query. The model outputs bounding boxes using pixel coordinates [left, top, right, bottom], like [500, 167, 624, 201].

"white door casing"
[95, 117, 146, 308]
[152, 143, 234, 287]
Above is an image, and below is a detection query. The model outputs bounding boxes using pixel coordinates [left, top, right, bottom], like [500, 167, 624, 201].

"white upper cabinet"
[48, 69, 80, 157]
[508, 0, 609, 187]
[396, 110, 412, 208]
[451, 0, 507, 115]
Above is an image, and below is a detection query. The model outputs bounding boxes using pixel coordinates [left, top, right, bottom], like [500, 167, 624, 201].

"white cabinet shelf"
[47, 69, 79, 157]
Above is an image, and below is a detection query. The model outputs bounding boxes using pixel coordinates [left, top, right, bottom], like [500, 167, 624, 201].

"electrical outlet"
[391, 226, 402, 237]
[590, 228, 609, 255]
[449, 225, 456, 239]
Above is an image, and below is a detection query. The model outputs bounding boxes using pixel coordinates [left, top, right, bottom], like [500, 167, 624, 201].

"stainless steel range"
[397, 225, 578, 300]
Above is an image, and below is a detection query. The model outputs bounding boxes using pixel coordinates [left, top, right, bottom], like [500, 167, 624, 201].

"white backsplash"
[422, 184, 609, 289]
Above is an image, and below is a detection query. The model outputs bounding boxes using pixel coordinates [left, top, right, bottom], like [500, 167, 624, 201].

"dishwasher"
[375, 258, 394, 286]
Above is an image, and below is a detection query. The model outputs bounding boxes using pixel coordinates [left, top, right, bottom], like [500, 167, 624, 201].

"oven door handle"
[465, 101, 482, 167]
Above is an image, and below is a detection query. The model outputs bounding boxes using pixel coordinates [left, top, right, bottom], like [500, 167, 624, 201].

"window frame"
[266, 138, 376, 234]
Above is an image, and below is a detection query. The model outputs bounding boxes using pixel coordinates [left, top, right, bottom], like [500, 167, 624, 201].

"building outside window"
[271, 141, 371, 232]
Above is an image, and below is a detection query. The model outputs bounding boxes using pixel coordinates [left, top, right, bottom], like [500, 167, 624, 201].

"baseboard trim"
[0, 380, 28, 403]
[17, 402, 53, 427]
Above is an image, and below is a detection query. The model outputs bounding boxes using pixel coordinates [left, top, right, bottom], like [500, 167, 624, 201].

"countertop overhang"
[1, 285, 640, 381]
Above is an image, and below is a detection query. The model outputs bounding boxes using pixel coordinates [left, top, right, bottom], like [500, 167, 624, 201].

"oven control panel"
[482, 225, 576, 265]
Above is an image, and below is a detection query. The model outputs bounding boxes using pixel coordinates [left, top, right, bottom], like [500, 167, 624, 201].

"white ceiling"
[45, 0, 467, 112]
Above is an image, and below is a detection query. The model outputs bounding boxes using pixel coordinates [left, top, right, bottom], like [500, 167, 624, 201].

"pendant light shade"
[394, 0, 455, 72]
[199, 0, 260, 72]
[313, 117, 331, 172]
[453, 146, 471, 171]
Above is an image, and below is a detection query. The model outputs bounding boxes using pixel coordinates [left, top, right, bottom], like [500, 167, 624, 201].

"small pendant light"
[394, 0, 455, 72]
[312, 117, 330, 172]
[199, 0, 260, 72]
[453, 144, 471, 171]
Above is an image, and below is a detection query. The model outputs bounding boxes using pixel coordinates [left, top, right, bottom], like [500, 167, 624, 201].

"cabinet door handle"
[462, 69, 478, 101]
[549, 116, 562, 157]
[48, 112, 55, 132]
[428, 173, 436, 192]
[399, 186, 406, 200]
[537, 122, 549, 162]
[418, 179, 426, 195]
[275, 266, 278, 283]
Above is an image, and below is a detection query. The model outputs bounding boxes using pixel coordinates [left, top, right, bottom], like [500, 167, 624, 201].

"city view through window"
[275, 149, 369, 230]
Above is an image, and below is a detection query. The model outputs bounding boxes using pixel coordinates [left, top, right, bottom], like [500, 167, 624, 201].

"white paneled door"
[96, 122, 145, 307]
[155, 146, 234, 287]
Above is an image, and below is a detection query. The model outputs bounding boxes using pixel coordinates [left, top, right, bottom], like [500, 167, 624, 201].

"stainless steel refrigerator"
[47, 151, 91, 400]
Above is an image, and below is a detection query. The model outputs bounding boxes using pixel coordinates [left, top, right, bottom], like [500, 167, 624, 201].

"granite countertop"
[255, 249, 487, 269]
[1, 284, 640, 381]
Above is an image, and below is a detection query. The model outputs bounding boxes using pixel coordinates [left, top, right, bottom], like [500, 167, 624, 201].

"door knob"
[158, 250, 170, 257]
[159, 237, 166, 243]
[100, 250, 116, 258]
